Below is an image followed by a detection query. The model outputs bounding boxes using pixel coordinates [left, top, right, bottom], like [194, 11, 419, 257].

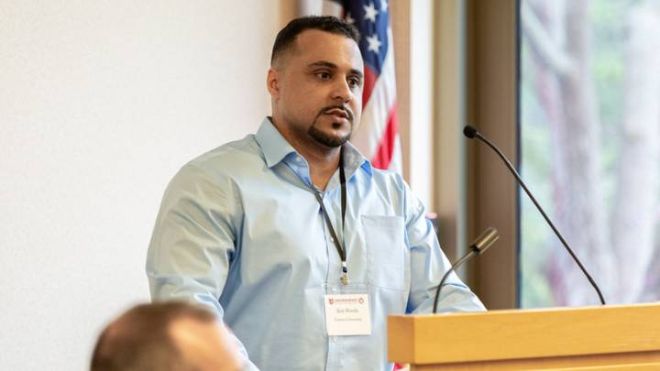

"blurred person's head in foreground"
[91, 301, 243, 371]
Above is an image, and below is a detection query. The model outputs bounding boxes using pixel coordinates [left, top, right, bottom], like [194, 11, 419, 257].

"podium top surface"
[388, 303, 660, 365]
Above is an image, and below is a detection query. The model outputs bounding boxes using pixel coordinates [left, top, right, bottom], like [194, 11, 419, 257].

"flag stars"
[363, 2, 378, 23]
[366, 33, 382, 54]
[381, 0, 388, 12]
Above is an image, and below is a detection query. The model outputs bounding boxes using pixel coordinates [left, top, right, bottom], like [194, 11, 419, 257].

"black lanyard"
[312, 149, 349, 285]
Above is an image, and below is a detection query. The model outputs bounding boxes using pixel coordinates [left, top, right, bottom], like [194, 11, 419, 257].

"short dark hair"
[90, 302, 216, 371]
[271, 16, 360, 66]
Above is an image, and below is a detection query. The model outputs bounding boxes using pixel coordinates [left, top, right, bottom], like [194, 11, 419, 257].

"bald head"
[91, 302, 242, 371]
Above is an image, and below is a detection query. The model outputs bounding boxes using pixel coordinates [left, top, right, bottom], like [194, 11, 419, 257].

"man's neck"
[299, 146, 341, 191]
[269, 117, 341, 190]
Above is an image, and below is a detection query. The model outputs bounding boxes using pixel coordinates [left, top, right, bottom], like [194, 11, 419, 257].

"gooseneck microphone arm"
[433, 227, 500, 314]
[463, 125, 606, 305]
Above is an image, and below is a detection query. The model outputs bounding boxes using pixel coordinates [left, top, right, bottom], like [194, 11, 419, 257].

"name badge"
[324, 294, 372, 336]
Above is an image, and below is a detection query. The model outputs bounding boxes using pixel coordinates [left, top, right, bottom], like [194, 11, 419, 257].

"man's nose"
[331, 78, 353, 103]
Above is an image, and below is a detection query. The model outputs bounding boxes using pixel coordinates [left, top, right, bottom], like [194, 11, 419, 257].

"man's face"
[268, 29, 364, 149]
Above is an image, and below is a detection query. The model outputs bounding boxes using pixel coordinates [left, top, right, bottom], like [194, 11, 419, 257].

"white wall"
[0, 1, 280, 369]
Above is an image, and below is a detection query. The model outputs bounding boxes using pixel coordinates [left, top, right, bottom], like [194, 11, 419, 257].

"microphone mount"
[432, 227, 500, 314]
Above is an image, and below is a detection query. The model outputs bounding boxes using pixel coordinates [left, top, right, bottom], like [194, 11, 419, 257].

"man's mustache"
[320, 105, 354, 122]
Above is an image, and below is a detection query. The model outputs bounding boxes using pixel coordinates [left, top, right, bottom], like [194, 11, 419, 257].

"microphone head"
[471, 227, 499, 254]
[463, 125, 479, 139]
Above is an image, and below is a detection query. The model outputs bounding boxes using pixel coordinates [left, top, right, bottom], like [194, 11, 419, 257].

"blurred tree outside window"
[519, 0, 660, 307]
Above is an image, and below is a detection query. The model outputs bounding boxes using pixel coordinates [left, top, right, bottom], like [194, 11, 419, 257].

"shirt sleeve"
[146, 164, 260, 370]
[402, 182, 486, 314]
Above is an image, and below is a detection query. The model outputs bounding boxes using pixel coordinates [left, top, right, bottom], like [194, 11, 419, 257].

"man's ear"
[267, 68, 280, 99]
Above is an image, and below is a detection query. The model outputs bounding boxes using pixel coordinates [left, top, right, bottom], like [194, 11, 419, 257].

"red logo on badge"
[358, 298, 364, 304]
[329, 298, 334, 305]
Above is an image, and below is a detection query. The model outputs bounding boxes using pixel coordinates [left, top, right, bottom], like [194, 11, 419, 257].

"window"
[519, 0, 660, 307]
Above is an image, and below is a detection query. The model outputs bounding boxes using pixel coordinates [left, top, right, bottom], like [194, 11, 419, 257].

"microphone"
[463, 125, 606, 305]
[432, 227, 500, 313]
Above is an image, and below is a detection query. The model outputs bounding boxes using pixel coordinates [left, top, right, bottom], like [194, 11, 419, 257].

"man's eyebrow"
[309, 61, 335, 68]
[308, 61, 364, 79]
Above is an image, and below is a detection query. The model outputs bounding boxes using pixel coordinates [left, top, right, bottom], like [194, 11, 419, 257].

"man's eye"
[348, 78, 361, 88]
[317, 72, 331, 80]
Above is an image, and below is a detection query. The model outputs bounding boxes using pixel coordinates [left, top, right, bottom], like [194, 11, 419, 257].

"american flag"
[324, 0, 402, 172]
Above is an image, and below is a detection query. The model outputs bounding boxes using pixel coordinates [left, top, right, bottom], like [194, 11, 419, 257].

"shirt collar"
[255, 117, 297, 168]
[255, 117, 373, 178]
[342, 140, 373, 178]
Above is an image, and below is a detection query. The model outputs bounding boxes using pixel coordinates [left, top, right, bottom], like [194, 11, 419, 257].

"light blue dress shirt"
[147, 118, 485, 371]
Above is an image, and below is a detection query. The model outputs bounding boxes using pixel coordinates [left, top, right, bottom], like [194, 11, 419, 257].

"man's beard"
[307, 106, 354, 147]
[308, 124, 351, 147]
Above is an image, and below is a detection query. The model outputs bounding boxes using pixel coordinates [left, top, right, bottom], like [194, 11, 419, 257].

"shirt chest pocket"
[361, 215, 407, 291]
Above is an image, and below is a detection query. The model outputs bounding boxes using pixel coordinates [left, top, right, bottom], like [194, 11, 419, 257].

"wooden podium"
[388, 303, 660, 370]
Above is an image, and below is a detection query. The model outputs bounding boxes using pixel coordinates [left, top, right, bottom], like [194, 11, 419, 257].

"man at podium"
[146, 16, 484, 371]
